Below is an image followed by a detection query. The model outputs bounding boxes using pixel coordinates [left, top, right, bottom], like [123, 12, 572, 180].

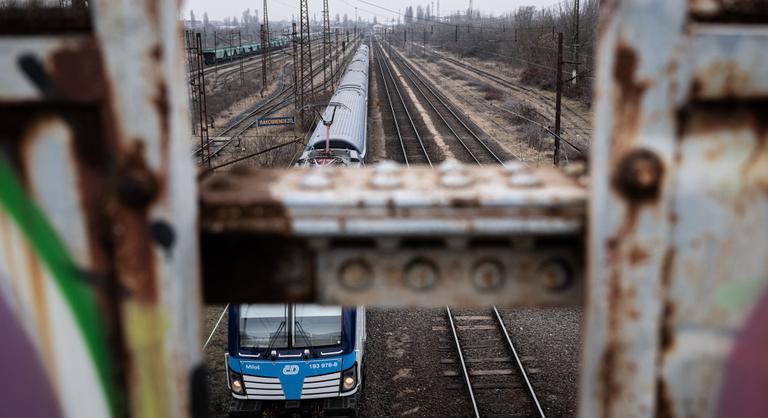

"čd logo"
[282, 365, 300, 375]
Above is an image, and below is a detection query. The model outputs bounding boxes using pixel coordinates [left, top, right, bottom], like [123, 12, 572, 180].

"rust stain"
[659, 247, 677, 352]
[655, 376, 675, 418]
[690, 77, 703, 100]
[611, 41, 650, 160]
[628, 245, 650, 266]
[742, 105, 768, 176]
[450, 197, 480, 208]
[150, 44, 163, 61]
[598, 340, 621, 418]
[112, 141, 161, 302]
[49, 38, 106, 102]
[153, 80, 171, 173]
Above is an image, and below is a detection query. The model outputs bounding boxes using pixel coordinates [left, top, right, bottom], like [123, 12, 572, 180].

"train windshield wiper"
[262, 320, 286, 358]
[294, 320, 315, 355]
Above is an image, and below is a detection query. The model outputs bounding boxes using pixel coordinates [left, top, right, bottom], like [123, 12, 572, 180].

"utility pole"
[261, 24, 268, 94]
[335, 28, 340, 75]
[292, 22, 299, 125]
[299, 0, 315, 128]
[437, 0, 440, 21]
[238, 31, 244, 86]
[322, 0, 333, 91]
[554, 32, 563, 166]
[263, 0, 271, 72]
[195, 33, 210, 167]
[185, 31, 198, 135]
[571, 0, 580, 85]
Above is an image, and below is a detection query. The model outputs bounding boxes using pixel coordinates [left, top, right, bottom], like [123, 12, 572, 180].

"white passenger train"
[297, 45, 370, 167]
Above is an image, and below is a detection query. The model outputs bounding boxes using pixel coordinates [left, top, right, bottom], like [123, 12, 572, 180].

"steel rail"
[193, 41, 332, 157]
[203, 93, 294, 164]
[389, 48, 505, 165]
[433, 49, 592, 139]
[198, 37, 365, 166]
[493, 306, 547, 418]
[446, 306, 481, 418]
[374, 44, 410, 166]
[192, 85, 290, 156]
[374, 42, 432, 166]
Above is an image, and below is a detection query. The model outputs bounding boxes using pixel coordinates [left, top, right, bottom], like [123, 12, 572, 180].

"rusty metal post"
[554, 32, 563, 166]
[581, 1, 768, 418]
[0, 1, 203, 416]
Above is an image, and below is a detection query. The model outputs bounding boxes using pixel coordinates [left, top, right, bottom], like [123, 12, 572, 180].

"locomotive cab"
[227, 304, 366, 417]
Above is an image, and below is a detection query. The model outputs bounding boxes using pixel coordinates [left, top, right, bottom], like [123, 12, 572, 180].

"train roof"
[306, 89, 367, 157]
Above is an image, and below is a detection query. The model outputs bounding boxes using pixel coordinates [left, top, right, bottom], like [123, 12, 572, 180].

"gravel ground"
[499, 307, 583, 418]
[203, 305, 230, 418]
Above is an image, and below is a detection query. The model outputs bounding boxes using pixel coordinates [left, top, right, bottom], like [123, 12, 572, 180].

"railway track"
[423, 46, 592, 143]
[195, 38, 365, 166]
[374, 42, 432, 166]
[379, 40, 507, 166]
[446, 306, 546, 418]
[193, 86, 293, 164]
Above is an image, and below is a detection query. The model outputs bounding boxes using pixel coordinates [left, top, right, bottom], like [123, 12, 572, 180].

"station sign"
[257, 116, 296, 127]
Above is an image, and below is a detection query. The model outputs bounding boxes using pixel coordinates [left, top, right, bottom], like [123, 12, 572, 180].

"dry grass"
[482, 85, 504, 101]
[503, 99, 545, 126]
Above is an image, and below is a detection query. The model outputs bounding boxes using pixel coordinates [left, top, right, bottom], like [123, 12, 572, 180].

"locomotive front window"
[293, 305, 343, 348]
[239, 304, 288, 351]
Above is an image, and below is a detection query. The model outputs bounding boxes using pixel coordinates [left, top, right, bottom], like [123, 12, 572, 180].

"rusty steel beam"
[580, 1, 768, 418]
[199, 162, 587, 305]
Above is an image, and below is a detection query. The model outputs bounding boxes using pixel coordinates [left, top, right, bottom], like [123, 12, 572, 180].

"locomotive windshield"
[238, 304, 343, 351]
[293, 305, 343, 348]
[239, 304, 288, 350]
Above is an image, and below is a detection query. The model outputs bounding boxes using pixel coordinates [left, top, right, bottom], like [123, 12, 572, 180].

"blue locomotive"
[227, 304, 366, 417]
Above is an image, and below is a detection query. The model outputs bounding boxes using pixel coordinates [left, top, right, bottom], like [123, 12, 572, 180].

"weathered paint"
[200, 164, 586, 305]
[582, 1, 768, 418]
[0, 2, 202, 418]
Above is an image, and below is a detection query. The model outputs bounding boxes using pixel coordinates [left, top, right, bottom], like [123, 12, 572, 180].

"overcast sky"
[182, 0, 560, 23]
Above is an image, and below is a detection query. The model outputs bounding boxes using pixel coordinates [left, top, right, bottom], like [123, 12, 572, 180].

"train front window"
[293, 305, 343, 348]
[239, 304, 288, 351]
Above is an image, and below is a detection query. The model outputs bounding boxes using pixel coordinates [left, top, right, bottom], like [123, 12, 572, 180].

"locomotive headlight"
[341, 364, 357, 392]
[231, 378, 243, 394]
[229, 371, 244, 394]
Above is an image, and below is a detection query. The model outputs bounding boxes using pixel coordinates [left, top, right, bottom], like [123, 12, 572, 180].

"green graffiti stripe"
[0, 155, 117, 417]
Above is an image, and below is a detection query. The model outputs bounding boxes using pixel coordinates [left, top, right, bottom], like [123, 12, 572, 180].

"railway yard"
[197, 25, 588, 418]
[3, 1, 764, 418]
